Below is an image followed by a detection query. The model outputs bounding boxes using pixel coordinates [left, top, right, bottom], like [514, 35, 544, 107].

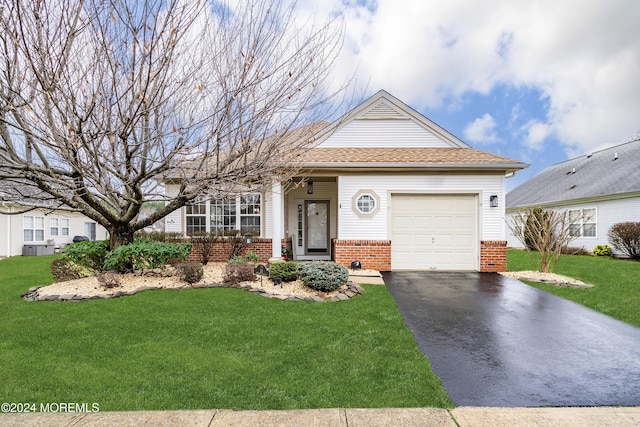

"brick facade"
[186, 237, 292, 264]
[480, 240, 507, 272]
[332, 239, 391, 271]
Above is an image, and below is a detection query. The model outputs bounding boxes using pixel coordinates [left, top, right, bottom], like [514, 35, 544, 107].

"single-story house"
[506, 139, 640, 254]
[165, 90, 528, 271]
[0, 198, 108, 258]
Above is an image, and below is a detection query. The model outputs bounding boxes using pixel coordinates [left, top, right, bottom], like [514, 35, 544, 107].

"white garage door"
[391, 194, 477, 270]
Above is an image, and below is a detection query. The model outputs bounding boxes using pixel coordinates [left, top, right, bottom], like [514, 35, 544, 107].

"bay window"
[186, 194, 261, 236]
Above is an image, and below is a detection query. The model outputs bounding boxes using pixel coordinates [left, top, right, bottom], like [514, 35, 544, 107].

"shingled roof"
[507, 139, 640, 208]
[299, 147, 525, 171]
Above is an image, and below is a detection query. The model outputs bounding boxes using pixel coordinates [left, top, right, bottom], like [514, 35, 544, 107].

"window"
[240, 194, 261, 234]
[61, 218, 70, 236]
[210, 198, 236, 234]
[186, 200, 207, 235]
[50, 217, 59, 236]
[352, 190, 380, 217]
[24, 215, 45, 242]
[568, 208, 597, 237]
[189, 194, 261, 236]
[50, 217, 69, 237]
[356, 194, 376, 214]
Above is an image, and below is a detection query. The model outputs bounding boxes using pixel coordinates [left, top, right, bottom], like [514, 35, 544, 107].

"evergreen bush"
[297, 261, 348, 292]
[269, 262, 298, 282]
[593, 244, 612, 257]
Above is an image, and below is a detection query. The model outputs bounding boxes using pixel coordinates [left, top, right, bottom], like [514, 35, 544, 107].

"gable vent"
[362, 101, 405, 119]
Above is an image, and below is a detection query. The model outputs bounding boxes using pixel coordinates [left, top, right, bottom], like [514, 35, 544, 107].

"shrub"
[560, 246, 590, 256]
[608, 222, 640, 259]
[62, 240, 109, 271]
[50, 258, 94, 282]
[135, 230, 185, 242]
[593, 244, 613, 257]
[222, 263, 255, 285]
[175, 262, 204, 284]
[228, 255, 246, 265]
[245, 251, 259, 265]
[96, 271, 122, 289]
[104, 239, 192, 272]
[190, 232, 222, 265]
[269, 262, 298, 282]
[297, 261, 348, 292]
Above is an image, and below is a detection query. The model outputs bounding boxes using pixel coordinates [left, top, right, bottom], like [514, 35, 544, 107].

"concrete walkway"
[2, 407, 640, 426]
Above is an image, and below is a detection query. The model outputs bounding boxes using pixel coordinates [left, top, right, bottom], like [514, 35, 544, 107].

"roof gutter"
[302, 162, 529, 173]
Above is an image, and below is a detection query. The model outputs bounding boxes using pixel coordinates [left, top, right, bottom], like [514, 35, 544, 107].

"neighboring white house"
[164, 90, 528, 271]
[506, 139, 640, 254]
[0, 203, 108, 258]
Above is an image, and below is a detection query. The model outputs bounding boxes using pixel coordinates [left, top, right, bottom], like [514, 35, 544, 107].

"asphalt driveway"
[383, 271, 640, 407]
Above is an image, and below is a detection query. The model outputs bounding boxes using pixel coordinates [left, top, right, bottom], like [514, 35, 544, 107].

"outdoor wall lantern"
[489, 194, 499, 208]
[244, 232, 253, 245]
[307, 180, 314, 194]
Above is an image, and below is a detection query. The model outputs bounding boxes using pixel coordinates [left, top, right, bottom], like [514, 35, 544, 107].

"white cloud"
[523, 120, 553, 151]
[301, 0, 640, 154]
[463, 114, 498, 144]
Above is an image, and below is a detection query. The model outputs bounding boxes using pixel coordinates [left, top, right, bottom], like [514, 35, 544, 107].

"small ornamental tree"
[510, 207, 584, 272]
[608, 222, 640, 259]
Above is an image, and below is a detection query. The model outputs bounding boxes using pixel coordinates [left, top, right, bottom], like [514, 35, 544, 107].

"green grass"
[0, 255, 452, 411]
[507, 249, 640, 327]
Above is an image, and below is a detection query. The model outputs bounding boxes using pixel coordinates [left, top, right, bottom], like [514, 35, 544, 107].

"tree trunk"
[109, 227, 135, 250]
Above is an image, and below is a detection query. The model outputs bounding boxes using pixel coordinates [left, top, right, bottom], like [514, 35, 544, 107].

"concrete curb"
[2, 407, 640, 427]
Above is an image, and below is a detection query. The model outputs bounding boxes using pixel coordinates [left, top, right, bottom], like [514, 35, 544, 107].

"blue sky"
[299, 0, 640, 191]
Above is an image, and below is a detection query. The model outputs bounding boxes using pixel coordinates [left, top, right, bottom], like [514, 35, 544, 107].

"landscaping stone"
[311, 296, 325, 302]
[335, 293, 350, 301]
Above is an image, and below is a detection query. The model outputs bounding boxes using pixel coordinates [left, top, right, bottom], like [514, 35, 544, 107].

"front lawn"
[0, 255, 452, 411]
[507, 249, 640, 327]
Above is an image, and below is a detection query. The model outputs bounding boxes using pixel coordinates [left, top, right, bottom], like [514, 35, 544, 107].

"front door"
[305, 201, 329, 255]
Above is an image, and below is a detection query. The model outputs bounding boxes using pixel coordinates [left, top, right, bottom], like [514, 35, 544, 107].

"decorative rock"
[335, 293, 350, 301]
[344, 290, 356, 298]
[348, 283, 364, 294]
[311, 296, 325, 302]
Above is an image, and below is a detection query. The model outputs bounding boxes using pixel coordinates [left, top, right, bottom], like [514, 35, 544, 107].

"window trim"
[186, 194, 262, 236]
[23, 215, 45, 243]
[352, 190, 380, 218]
[568, 207, 597, 238]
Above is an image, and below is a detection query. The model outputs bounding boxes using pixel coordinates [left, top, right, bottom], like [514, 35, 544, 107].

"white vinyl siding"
[337, 174, 505, 241]
[506, 196, 640, 253]
[316, 120, 452, 149]
[164, 184, 182, 233]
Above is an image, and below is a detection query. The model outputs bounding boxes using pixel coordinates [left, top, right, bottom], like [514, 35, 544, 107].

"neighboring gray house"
[506, 139, 640, 253]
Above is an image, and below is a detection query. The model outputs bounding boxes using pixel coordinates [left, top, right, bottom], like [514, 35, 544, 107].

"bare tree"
[0, 0, 351, 249]
[509, 207, 583, 272]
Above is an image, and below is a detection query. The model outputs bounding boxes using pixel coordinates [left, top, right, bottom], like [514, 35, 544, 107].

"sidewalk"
[2, 407, 640, 427]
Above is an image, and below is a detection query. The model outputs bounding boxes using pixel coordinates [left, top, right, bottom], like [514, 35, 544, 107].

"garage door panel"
[391, 194, 477, 270]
